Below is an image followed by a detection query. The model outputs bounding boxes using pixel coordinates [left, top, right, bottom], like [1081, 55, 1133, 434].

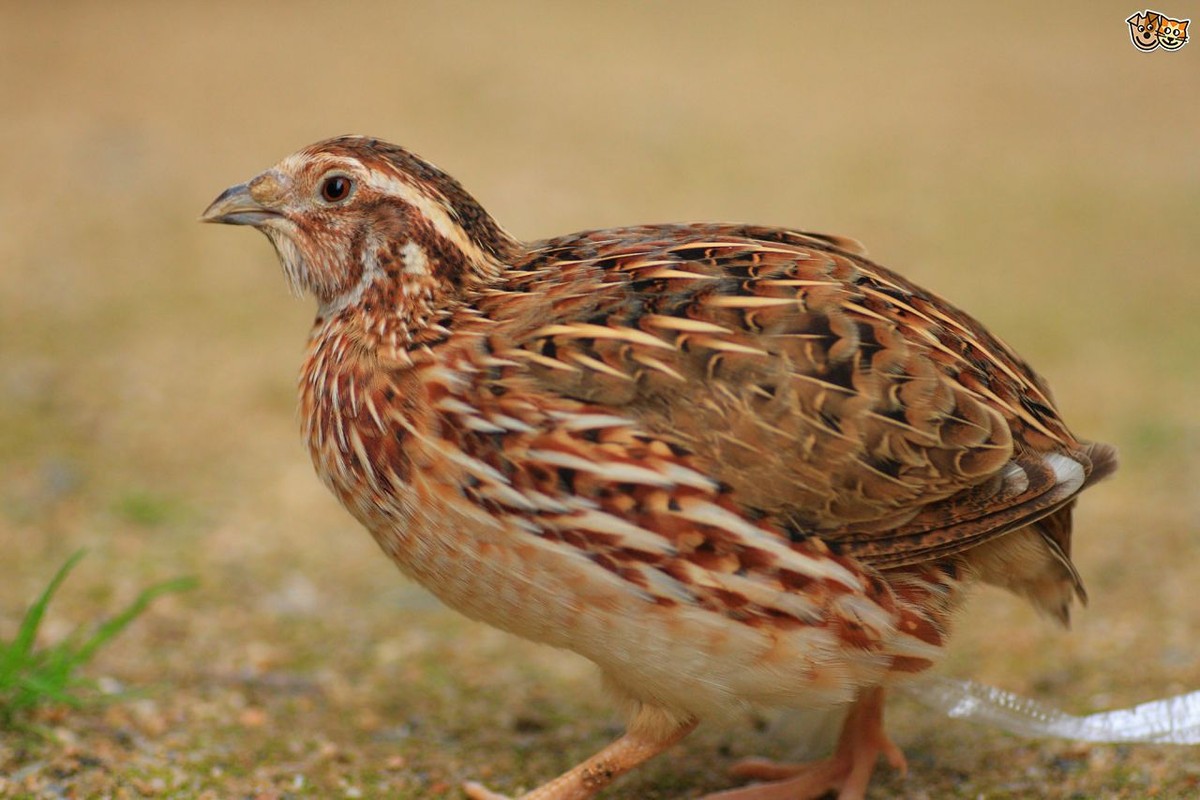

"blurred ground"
[1, 1, 1198, 797]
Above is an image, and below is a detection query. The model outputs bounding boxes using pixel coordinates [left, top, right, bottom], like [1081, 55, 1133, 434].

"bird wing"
[474, 223, 1114, 567]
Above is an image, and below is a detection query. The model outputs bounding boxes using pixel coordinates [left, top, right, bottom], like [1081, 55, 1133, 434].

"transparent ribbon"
[904, 677, 1200, 745]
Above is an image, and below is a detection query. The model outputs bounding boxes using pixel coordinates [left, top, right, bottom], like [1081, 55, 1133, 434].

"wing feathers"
[471, 223, 1114, 578]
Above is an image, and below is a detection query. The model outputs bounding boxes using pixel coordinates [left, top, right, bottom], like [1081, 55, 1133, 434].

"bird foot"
[461, 713, 697, 800]
[701, 688, 905, 800]
[463, 781, 514, 800]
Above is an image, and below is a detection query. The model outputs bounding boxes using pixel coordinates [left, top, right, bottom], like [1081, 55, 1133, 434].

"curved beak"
[200, 182, 279, 226]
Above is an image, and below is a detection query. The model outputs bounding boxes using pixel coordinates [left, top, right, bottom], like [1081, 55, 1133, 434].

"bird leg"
[702, 687, 905, 800]
[463, 708, 697, 800]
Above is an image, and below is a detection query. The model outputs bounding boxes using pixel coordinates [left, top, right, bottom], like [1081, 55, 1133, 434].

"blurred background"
[1, 1, 1197, 797]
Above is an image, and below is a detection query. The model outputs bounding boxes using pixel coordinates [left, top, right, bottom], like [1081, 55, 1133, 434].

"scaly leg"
[702, 687, 905, 800]
[464, 707, 697, 800]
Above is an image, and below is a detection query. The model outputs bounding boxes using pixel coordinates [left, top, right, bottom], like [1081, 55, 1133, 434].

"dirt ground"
[2, 2, 1198, 797]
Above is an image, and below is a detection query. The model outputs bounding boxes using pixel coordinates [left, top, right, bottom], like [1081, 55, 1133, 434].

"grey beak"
[201, 182, 278, 226]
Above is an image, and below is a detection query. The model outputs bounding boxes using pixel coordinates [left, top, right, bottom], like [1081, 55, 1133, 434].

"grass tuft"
[0, 550, 196, 728]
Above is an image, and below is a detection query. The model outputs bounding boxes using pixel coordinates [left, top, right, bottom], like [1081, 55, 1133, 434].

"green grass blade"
[16, 671, 85, 709]
[0, 550, 87, 681]
[73, 576, 198, 665]
[1, 553, 197, 726]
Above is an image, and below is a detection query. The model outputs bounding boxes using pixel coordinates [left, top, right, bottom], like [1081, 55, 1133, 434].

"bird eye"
[319, 175, 354, 204]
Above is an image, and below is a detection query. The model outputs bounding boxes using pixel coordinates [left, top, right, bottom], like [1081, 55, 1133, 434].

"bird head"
[202, 136, 515, 313]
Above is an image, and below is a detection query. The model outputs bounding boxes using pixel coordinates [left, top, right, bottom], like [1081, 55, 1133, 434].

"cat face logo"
[1127, 9, 1189, 51]
[1157, 15, 1189, 49]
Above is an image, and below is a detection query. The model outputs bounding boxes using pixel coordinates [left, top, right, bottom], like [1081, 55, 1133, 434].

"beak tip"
[201, 181, 276, 226]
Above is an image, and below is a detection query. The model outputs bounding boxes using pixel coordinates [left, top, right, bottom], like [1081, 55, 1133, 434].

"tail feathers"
[966, 441, 1117, 627]
[1082, 441, 1119, 488]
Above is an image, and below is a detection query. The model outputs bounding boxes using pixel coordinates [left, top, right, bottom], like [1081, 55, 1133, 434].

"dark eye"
[320, 175, 353, 203]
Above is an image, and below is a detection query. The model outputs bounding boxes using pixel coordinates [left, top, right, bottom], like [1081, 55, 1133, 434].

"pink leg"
[464, 709, 696, 800]
[703, 688, 906, 800]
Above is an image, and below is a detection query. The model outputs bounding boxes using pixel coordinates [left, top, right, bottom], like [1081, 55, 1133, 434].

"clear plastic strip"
[903, 677, 1200, 745]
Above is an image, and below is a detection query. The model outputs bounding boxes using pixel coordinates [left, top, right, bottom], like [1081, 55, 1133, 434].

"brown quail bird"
[203, 136, 1116, 799]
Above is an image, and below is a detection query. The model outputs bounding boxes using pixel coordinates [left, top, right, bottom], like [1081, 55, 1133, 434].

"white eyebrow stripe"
[275, 150, 508, 275]
[365, 172, 499, 270]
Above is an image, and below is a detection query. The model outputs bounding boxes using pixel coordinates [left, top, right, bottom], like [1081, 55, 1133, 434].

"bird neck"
[315, 234, 486, 366]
